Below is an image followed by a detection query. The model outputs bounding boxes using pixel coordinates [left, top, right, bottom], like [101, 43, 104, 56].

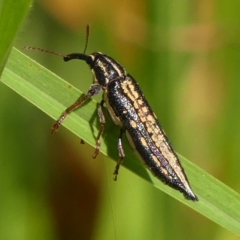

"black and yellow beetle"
[25, 31, 198, 201]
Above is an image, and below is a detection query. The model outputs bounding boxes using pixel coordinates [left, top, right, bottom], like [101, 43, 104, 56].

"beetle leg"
[93, 99, 105, 158]
[113, 128, 125, 180]
[51, 84, 102, 134]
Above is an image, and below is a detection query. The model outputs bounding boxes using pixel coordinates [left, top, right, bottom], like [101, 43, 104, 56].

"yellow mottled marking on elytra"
[145, 121, 152, 129]
[154, 127, 159, 134]
[152, 127, 161, 138]
[133, 101, 139, 109]
[138, 109, 143, 116]
[152, 155, 160, 166]
[129, 94, 136, 103]
[129, 83, 135, 91]
[123, 88, 128, 94]
[162, 168, 169, 177]
[147, 127, 153, 134]
[151, 134, 158, 142]
[140, 137, 148, 147]
[121, 82, 136, 103]
[155, 142, 160, 148]
[130, 120, 137, 128]
[142, 106, 148, 113]
[140, 116, 146, 122]
[121, 83, 128, 93]
[120, 77, 195, 197]
[147, 114, 155, 123]
[132, 91, 139, 99]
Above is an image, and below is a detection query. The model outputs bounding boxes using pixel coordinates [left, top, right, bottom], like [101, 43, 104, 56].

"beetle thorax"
[90, 52, 126, 87]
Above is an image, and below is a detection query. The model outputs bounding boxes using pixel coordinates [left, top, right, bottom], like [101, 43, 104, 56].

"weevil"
[24, 28, 198, 201]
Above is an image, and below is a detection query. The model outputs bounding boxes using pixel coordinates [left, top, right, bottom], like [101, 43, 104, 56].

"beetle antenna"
[83, 24, 90, 54]
[23, 46, 65, 58]
[24, 24, 90, 57]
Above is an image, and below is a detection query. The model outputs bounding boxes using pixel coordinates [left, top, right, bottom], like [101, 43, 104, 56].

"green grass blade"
[0, 0, 32, 73]
[1, 48, 240, 236]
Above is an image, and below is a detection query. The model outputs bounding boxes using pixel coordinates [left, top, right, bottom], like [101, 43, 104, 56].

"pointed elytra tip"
[184, 192, 199, 202]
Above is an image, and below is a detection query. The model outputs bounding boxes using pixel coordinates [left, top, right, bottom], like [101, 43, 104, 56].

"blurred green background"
[1, 0, 240, 239]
